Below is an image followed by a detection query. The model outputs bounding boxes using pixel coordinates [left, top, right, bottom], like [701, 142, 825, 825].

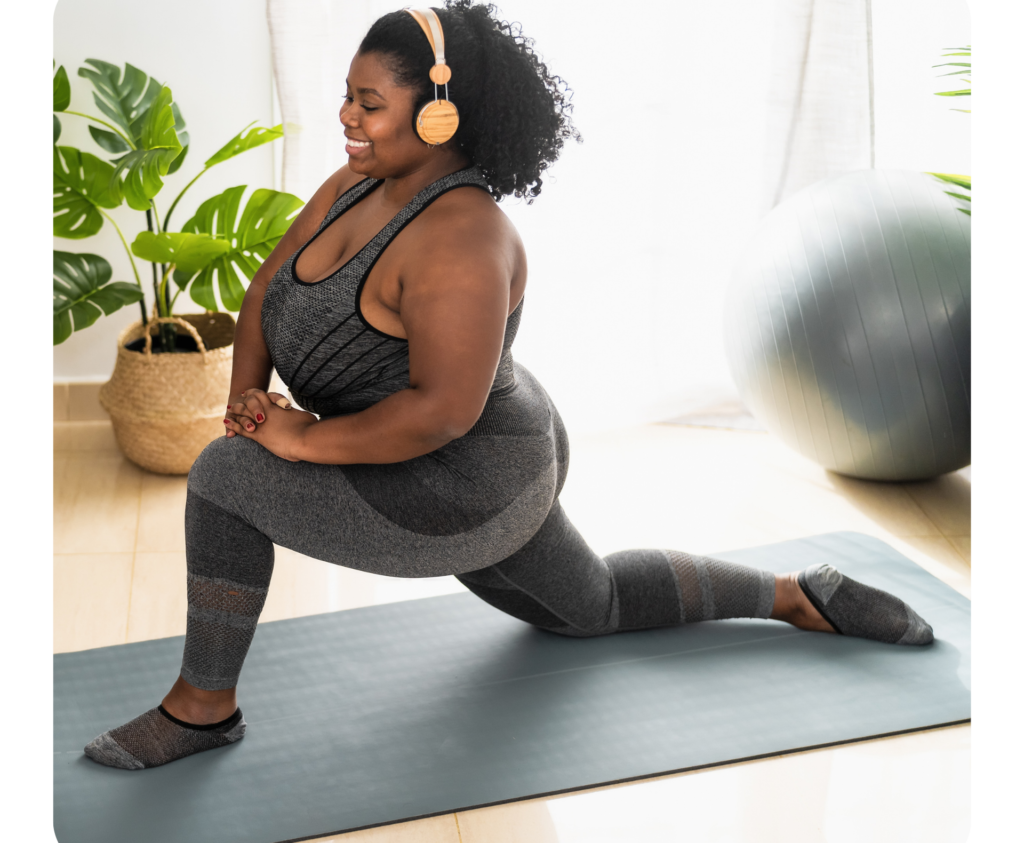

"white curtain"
[266, 0, 876, 433]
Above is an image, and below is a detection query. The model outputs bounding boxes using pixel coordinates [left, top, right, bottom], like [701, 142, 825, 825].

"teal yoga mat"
[54, 532, 970, 843]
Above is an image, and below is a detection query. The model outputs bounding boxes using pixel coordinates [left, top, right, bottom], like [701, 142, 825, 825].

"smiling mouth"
[346, 139, 372, 148]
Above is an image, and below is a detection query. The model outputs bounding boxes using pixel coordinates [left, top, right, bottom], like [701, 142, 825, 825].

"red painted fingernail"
[256, 413, 264, 422]
[227, 405, 232, 409]
[246, 424, 254, 431]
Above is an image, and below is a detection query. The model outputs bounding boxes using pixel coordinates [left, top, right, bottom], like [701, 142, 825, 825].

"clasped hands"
[224, 388, 318, 462]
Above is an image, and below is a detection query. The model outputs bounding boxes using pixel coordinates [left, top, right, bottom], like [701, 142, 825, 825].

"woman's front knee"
[187, 435, 261, 501]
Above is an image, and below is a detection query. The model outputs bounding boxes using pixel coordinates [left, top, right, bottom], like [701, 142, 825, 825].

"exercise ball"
[724, 169, 970, 481]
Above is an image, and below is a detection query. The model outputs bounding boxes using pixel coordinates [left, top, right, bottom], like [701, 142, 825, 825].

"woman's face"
[340, 51, 432, 178]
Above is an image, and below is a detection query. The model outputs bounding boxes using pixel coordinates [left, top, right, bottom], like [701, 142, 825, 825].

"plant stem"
[145, 209, 161, 319]
[63, 111, 136, 150]
[150, 199, 173, 320]
[157, 264, 178, 352]
[100, 208, 147, 325]
[164, 166, 209, 231]
[159, 265, 175, 311]
[150, 199, 163, 234]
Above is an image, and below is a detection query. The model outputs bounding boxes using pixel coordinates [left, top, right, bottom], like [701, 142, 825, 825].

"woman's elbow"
[420, 397, 482, 444]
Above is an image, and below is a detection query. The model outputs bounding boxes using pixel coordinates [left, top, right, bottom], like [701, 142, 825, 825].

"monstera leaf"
[89, 125, 131, 154]
[131, 231, 231, 274]
[167, 102, 190, 175]
[205, 122, 283, 168]
[76, 59, 162, 142]
[174, 186, 303, 311]
[77, 61, 188, 197]
[53, 146, 123, 239]
[53, 251, 143, 344]
[110, 86, 184, 210]
[53, 64, 71, 112]
[53, 63, 70, 142]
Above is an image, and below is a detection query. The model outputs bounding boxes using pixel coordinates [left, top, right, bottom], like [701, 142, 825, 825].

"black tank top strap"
[316, 176, 383, 234]
[353, 166, 491, 273]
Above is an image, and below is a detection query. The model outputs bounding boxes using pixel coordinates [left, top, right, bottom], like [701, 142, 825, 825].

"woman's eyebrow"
[345, 81, 385, 98]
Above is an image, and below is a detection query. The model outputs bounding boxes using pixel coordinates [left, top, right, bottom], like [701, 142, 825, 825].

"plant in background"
[927, 44, 970, 216]
[53, 60, 304, 349]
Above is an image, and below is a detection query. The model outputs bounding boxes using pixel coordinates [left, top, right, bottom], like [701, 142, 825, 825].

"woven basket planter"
[99, 312, 235, 475]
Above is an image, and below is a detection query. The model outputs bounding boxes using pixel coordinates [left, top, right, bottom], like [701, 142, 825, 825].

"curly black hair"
[358, 1, 581, 202]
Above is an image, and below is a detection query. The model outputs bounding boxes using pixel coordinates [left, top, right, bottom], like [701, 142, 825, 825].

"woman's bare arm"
[227, 192, 520, 463]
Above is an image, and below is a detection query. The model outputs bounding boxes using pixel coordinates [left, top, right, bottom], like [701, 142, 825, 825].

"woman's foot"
[83, 677, 245, 770]
[771, 564, 933, 645]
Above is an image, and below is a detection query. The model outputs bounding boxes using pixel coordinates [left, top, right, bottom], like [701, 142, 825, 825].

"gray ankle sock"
[83, 706, 246, 770]
[798, 563, 933, 645]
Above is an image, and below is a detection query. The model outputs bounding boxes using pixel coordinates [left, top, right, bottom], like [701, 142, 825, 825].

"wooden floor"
[54, 419, 971, 842]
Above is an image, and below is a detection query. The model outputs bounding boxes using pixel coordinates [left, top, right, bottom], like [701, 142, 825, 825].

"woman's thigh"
[187, 434, 557, 578]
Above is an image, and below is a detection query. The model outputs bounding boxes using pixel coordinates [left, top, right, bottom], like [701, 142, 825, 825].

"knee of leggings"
[187, 435, 257, 506]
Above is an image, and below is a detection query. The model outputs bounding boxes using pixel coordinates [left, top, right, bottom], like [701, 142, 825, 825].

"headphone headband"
[404, 7, 452, 85]
[403, 6, 459, 145]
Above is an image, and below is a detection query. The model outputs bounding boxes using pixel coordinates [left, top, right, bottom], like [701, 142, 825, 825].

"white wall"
[54, 0, 971, 416]
[53, 0, 275, 381]
[872, 0, 972, 174]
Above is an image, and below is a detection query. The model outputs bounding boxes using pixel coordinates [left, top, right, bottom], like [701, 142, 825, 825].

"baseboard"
[53, 382, 108, 422]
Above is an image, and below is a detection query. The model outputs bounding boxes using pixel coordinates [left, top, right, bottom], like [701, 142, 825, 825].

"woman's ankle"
[161, 675, 238, 725]
[770, 572, 836, 633]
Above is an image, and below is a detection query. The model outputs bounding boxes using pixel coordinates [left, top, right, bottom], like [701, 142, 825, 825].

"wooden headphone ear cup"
[416, 99, 460, 145]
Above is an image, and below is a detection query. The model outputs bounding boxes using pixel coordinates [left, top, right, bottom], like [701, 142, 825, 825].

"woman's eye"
[362, 105, 378, 112]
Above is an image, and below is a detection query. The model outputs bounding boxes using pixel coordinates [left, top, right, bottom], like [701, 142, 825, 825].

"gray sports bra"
[261, 166, 523, 418]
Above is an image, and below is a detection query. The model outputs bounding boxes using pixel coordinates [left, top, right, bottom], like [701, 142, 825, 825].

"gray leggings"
[181, 431, 776, 692]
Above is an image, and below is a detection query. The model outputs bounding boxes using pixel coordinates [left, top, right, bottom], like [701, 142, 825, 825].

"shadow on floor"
[824, 467, 971, 566]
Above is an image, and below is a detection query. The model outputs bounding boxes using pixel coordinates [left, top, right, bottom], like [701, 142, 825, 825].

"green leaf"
[936, 69, 972, 77]
[175, 186, 304, 311]
[53, 251, 143, 344]
[141, 85, 182, 151]
[927, 172, 971, 190]
[110, 86, 183, 210]
[88, 125, 131, 154]
[54, 114, 61, 144]
[131, 231, 231, 273]
[935, 89, 971, 97]
[932, 62, 972, 68]
[204, 122, 284, 168]
[53, 64, 71, 111]
[167, 102, 190, 175]
[943, 191, 972, 203]
[53, 146, 123, 239]
[77, 59, 162, 143]
[957, 208, 971, 216]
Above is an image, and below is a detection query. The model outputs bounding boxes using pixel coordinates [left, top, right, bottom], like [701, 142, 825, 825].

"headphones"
[404, 7, 460, 146]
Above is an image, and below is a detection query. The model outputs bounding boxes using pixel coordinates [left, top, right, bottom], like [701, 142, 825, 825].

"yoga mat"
[54, 532, 970, 843]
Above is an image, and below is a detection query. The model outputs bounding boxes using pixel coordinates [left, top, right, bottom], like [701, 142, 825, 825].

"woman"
[85, 1, 933, 771]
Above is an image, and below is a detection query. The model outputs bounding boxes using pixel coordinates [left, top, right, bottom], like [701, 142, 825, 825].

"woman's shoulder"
[418, 180, 518, 248]
[399, 184, 523, 293]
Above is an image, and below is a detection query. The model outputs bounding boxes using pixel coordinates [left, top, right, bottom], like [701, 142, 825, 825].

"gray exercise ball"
[724, 169, 970, 481]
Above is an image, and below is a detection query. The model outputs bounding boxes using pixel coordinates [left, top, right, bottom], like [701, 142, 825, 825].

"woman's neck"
[378, 147, 472, 209]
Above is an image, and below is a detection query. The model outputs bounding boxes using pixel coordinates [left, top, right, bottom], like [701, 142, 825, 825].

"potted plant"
[53, 59, 304, 473]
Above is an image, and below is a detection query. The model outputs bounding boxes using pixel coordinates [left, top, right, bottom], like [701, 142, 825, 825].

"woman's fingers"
[241, 391, 273, 424]
[224, 388, 287, 436]
[223, 416, 252, 436]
